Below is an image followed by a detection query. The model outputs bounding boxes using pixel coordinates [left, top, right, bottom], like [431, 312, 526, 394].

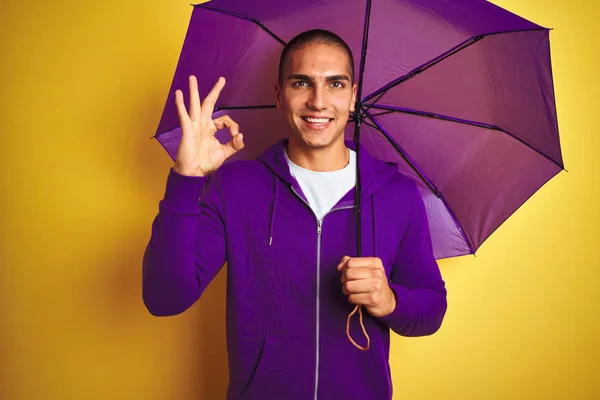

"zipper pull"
[317, 220, 323, 235]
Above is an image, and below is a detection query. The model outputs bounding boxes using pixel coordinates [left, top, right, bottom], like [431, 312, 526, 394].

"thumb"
[224, 133, 244, 158]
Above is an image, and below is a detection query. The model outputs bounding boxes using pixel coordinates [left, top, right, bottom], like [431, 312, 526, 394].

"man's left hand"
[337, 256, 397, 318]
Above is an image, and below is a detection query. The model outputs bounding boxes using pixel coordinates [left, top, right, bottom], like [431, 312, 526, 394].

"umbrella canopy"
[154, 0, 564, 260]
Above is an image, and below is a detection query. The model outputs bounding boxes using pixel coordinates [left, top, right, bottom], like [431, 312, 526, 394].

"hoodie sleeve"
[142, 167, 227, 316]
[377, 181, 448, 336]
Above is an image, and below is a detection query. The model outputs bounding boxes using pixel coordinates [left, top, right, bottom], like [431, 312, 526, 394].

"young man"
[143, 30, 447, 400]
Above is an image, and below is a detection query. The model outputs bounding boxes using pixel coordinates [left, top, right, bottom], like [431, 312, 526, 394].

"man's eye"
[330, 81, 344, 88]
[293, 81, 309, 87]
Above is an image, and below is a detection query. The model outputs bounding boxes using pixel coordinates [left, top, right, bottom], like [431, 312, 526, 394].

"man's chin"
[300, 138, 334, 150]
[297, 132, 344, 149]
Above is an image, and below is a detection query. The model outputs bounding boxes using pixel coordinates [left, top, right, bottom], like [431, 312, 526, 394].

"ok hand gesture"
[173, 75, 245, 177]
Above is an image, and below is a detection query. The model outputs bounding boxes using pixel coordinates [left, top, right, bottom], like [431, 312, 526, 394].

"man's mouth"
[301, 116, 334, 130]
[302, 117, 333, 123]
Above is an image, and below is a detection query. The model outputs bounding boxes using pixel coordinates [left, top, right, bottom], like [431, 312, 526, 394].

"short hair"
[278, 29, 355, 84]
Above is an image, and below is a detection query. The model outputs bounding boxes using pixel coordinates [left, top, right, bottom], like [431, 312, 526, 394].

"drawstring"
[346, 304, 369, 351]
[269, 175, 279, 246]
[346, 196, 376, 351]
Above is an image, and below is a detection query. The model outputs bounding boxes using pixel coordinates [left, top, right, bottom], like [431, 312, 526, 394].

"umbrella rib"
[362, 27, 547, 104]
[365, 104, 563, 169]
[363, 109, 475, 255]
[214, 105, 277, 111]
[363, 109, 441, 198]
[194, 4, 287, 46]
[369, 110, 395, 118]
[363, 91, 387, 112]
[154, 105, 278, 139]
[363, 35, 484, 103]
[362, 119, 379, 131]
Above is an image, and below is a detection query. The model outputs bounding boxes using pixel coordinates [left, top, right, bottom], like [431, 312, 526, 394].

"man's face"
[275, 43, 357, 150]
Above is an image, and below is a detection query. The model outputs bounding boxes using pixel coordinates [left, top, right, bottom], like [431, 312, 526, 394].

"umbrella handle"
[346, 304, 370, 351]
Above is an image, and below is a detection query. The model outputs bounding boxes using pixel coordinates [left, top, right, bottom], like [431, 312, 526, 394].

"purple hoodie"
[142, 138, 447, 400]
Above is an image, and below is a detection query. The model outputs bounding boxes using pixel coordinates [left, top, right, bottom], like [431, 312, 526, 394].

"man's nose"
[307, 84, 328, 110]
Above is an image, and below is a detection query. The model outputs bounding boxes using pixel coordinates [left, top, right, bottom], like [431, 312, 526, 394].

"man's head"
[275, 29, 357, 151]
[278, 29, 355, 85]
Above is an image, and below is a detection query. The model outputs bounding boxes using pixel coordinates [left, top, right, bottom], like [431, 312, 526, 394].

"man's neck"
[286, 139, 350, 172]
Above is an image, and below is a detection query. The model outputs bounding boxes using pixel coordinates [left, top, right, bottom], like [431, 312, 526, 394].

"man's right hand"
[173, 75, 245, 177]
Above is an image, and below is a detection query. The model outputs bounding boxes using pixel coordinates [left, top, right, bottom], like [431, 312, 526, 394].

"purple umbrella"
[153, 0, 564, 352]
[154, 0, 564, 261]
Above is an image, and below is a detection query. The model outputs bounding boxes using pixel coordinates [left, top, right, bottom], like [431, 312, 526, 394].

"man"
[143, 29, 447, 400]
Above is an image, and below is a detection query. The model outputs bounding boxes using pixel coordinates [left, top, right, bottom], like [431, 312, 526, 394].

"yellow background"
[1, 0, 597, 398]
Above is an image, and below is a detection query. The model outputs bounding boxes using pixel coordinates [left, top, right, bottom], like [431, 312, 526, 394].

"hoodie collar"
[257, 138, 399, 199]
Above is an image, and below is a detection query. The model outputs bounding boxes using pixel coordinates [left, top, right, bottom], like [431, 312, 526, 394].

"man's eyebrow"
[287, 74, 313, 81]
[286, 74, 351, 82]
[325, 74, 350, 82]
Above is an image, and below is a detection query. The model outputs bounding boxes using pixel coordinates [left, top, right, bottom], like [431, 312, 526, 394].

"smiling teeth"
[306, 117, 330, 123]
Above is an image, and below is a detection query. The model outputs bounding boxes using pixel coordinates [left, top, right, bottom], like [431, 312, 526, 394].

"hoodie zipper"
[291, 186, 355, 400]
[315, 219, 322, 400]
[313, 205, 354, 400]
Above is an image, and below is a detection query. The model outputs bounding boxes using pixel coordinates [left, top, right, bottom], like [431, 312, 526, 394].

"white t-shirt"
[284, 148, 356, 221]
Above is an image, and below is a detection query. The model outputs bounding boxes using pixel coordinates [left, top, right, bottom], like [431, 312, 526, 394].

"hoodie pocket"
[318, 337, 390, 400]
[239, 337, 314, 400]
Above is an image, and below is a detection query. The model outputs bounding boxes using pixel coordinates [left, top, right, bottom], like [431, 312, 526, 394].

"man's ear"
[275, 83, 282, 109]
[350, 83, 358, 112]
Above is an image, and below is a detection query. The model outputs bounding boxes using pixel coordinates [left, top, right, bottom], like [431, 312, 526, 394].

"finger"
[347, 257, 384, 270]
[174, 89, 190, 123]
[336, 255, 351, 271]
[343, 279, 374, 296]
[202, 76, 226, 120]
[189, 75, 201, 121]
[223, 133, 245, 159]
[343, 267, 383, 283]
[213, 115, 239, 135]
[347, 293, 374, 306]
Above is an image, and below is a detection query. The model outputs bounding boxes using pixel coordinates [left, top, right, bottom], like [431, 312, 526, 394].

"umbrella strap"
[346, 304, 370, 351]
